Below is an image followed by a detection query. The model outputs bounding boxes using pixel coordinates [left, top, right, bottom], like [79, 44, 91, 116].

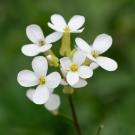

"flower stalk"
[68, 94, 82, 135]
[96, 125, 104, 135]
[60, 32, 71, 56]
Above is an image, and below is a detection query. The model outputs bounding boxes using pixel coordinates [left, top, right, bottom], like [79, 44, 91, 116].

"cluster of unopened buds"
[17, 14, 118, 113]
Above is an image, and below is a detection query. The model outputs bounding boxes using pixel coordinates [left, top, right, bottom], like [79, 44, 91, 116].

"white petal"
[49, 88, 55, 94]
[67, 71, 79, 85]
[45, 94, 60, 111]
[38, 44, 52, 52]
[92, 34, 112, 54]
[68, 15, 85, 31]
[26, 24, 44, 43]
[96, 56, 118, 71]
[60, 68, 68, 85]
[78, 66, 93, 79]
[17, 70, 38, 87]
[46, 72, 61, 89]
[72, 28, 85, 33]
[21, 44, 40, 57]
[48, 23, 62, 32]
[89, 62, 99, 70]
[61, 79, 68, 86]
[87, 54, 97, 61]
[26, 89, 35, 101]
[73, 50, 86, 66]
[60, 57, 72, 70]
[50, 14, 67, 31]
[75, 38, 91, 53]
[33, 85, 50, 104]
[46, 32, 63, 44]
[32, 56, 48, 76]
[72, 79, 87, 88]
[60, 68, 67, 77]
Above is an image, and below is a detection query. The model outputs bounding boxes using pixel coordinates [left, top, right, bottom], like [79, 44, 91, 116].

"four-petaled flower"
[60, 68, 88, 88]
[76, 34, 118, 71]
[22, 24, 62, 56]
[17, 56, 61, 105]
[48, 14, 85, 34]
[26, 89, 60, 111]
[60, 51, 93, 85]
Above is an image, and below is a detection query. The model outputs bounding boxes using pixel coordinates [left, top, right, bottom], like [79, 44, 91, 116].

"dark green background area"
[0, 0, 135, 134]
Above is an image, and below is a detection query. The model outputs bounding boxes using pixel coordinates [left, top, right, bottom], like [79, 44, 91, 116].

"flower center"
[38, 76, 46, 85]
[91, 50, 99, 58]
[70, 64, 78, 72]
[63, 26, 70, 33]
[38, 39, 45, 46]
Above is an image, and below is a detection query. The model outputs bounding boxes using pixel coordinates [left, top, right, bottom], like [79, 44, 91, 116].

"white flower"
[26, 89, 60, 111]
[75, 34, 118, 71]
[60, 51, 93, 86]
[22, 24, 62, 56]
[17, 56, 61, 105]
[89, 62, 99, 70]
[48, 14, 85, 34]
[60, 68, 88, 88]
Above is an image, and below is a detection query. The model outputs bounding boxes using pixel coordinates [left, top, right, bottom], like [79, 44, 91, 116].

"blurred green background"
[0, 0, 135, 135]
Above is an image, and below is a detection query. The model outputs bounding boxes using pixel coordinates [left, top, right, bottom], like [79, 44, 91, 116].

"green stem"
[68, 95, 82, 135]
[96, 125, 104, 135]
[58, 112, 73, 121]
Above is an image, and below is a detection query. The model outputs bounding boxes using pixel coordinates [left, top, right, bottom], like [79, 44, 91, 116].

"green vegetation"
[0, 0, 135, 134]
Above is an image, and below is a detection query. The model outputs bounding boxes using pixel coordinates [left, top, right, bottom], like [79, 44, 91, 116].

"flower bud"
[45, 50, 59, 67]
[63, 86, 74, 94]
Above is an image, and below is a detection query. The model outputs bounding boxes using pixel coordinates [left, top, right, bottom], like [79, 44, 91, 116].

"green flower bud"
[63, 86, 74, 94]
[44, 50, 59, 67]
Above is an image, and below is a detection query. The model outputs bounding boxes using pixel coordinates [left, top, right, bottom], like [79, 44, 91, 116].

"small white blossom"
[60, 51, 93, 86]
[26, 89, 60, 111]
[60, 68, 88, 88]
[48, 14, 85, 34]
[75, 34, 118, 71]
[17, 56, 61, 105]
[22, 24, 62, 57]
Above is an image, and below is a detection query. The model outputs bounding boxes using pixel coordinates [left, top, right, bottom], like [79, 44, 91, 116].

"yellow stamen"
[91, 50, 99, 58]
[38, 39, 45, 46]
[38, 76, 46, 85]
[70, 64, 78, 72]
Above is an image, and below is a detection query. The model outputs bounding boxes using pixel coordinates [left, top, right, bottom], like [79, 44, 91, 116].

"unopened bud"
[63, 86, 74, 94]
[47, 55, 59, 67]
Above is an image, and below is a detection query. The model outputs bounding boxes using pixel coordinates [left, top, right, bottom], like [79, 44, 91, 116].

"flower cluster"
[17, 14, 118, 112]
